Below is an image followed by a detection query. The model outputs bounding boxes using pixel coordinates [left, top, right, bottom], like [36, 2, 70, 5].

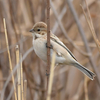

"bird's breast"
[32, 38, 67, 64]
[33, 38, 47, 61]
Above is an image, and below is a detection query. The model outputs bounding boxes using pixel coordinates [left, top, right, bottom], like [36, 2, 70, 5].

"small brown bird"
[30, 22, 96, 80]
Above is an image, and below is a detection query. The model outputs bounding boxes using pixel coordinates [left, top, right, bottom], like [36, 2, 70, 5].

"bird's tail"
[72, 61, 96, 80]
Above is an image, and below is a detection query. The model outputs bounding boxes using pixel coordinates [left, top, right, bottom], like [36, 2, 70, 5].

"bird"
[29, 22, 95, 80]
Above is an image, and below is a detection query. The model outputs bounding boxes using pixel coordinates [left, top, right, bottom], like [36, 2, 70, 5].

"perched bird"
[30, 22, 95, 80]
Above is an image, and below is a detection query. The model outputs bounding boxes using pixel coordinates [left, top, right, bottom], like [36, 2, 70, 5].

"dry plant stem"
[66, 0, 100, 85]
[0, 78, 12, 82]
[71, 80, 84, 100]
[84, 76, 89, 100]
[62, 39, 96, 48]
[47, 51, 56, 100]
[24, 66, 33, 100]
[16, 45, 21, 100]
[0, 37, 29, 54]
[20, 54, 24, 100]
[0, 37, 96, 54]
[9, 0, 18, 40]
[50, 1, 89, 57]
[52, 6, 67, 34]
[1, 47, 34, 100]
[19, 0, 31, 26]
[3, 18, 17, 100]
[23, 63, 39, 86]
[80, 6, 95, 45]
[41, 0, 46, 21]
[84, 0, 100, 53]
[6, 77, 17, 100]
[37, 60, 45, 99]
[80, 5, 100, 85]
[47, 0, 51, 90]
[24, 80, 27, 100]
[28, 0, 35, 23]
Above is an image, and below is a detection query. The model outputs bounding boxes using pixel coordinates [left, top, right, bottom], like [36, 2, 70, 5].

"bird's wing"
[50, 33, 77, 61]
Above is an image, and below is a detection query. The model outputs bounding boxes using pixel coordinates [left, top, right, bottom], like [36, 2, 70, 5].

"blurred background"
[0, 0, 100, 100]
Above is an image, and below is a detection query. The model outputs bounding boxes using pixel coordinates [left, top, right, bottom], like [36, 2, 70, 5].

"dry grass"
[81, 0, 100, 53]
[3, 18, 17, 100]
[0, 0, 100, 100]
[47, 51, 56, 100]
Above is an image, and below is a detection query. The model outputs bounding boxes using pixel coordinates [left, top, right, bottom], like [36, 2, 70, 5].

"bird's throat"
[35, 35, 38, 40]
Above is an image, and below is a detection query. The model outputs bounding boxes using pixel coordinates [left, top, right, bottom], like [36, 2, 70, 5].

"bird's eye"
[37, 29, 40, 31]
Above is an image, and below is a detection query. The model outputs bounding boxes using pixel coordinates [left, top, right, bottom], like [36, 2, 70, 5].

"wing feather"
[50, 33, 77, 61]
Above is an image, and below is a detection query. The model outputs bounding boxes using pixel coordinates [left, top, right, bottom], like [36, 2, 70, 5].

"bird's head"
[30, 22, 47, 38]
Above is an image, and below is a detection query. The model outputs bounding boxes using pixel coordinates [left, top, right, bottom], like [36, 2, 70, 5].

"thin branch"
[23, 63, 40, 87]
[28, 0, 35, 23]
[21, 54, 24, 100]
[16, 45, 21, 100]
[81, 4, 100, 84]
[84, 0, 100, 53]
[66, 0, 100, 85]
[0, 37, 30, 54]
[19, 0, 31, 26]
[52, 6, 67, 34]
[50, 0, 90, 57]
[37, 59, 45, 100]
[71, 80, 84, 100]
[24, 80, 27, 100]
[24, 65, 33, 100]
[61, 39, 97, 48]
[6, 77, 17, 100]
[47, 51, 56, 100]
[46, 0, 51, 91]
[1, 47, 34, 100]
[84, 76, 89, 100]
[3, 18, 17, 100]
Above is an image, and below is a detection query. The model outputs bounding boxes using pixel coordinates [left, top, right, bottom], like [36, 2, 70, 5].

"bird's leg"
[46, 43, 53, 49]
[46, 70, 50, 76]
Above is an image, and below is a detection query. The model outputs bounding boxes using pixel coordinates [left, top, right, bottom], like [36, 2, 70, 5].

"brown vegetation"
[0, 0, 100, 100]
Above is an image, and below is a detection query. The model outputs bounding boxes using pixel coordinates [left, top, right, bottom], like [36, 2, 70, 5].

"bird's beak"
[29, 29, 34, 32]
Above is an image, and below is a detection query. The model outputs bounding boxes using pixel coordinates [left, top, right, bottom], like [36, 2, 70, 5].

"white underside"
[33, 38, 66, 64]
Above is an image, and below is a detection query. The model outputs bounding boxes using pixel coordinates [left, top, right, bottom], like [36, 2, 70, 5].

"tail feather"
[72, 62, 96, 80]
